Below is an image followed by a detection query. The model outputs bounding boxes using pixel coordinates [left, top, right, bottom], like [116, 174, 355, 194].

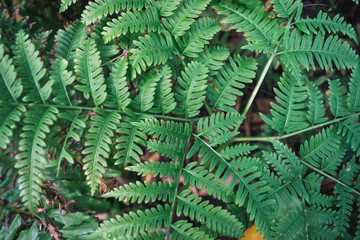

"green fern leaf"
[220, 143, 257, 160]
[133, 71, 161, 112]
[170, 220, 215, 240]
[337, 115, 360, 155]
[162, 0, 211, 36]
[271, 206, 305, 239]
[152, 65, 177, 114]
[114, 110, 146, 165]
[305, 79, 328, 125]
[126, 160, 180, 178]
[215, 1, 282, 53]
[157, 0, 181, 17]
[272, 0, 301, 19]
[59, 0, 78, 12]
[147, 139, 184, 161]
[207, 55, 257, 112]
[15, 106, 58, 214]
[50, 58, 75, 105]
[103, 8, 162, 43]
[82, 108, 121, 195]
[130, 32, 174, 77]
[260, 72, 308, 135]
[195, 46, 230, 76]
[81, 0, 150, 25]
[175, 61, 209, 118]
[0, 43, 22, 102]
[280, 30, 358, 71]
[54, 20, 87, 68]
[13, 30, 52, 104]
[300, 126, 341, 168]
[0, 105, 25, 149]
[104, 58, 131, 110]
[177, 17, 220, 57]
[176, 190, 244, 238]
[328, 79, 350, 118]
[183, 162, 234, 202]
[91, 204, 171, 238]
[74, 38, 107, 106]
[294, 10, 358, 43]
[103, 180, 175, 203]
[348, 63, 360, 113]
[133, 118, 190, 144]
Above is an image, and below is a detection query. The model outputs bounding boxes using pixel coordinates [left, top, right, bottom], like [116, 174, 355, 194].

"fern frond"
[183, 162, 234, 202]
[337, 115, 360, 155]
[260, 72, 308, 135]
[177, 17, 220, 57]
[162, 0, 211, 36]
[15, 106, 58, 214]
[126, 160, 180, 178]
[158, 0, 181, 17]
[103, 8, 162, 43]
[104, 58, 131, 110]
[153, 65, 177, 114]
[133, 118, 190, 144]
[215, 1, 282, 53]
[348, 63, 360, 113]
[0, 105, 25, 149]
[54, 20, 87, 68]
[175, 61, 209, 118]
[271, 206, 304, 239]
[147, 139, 183, 161]
[170, 220, 215, 240]
[176, 190, 244, 238]
[13, 30, 52, 104]
[74, 38, 107, 106]
[300, 126, 341, 168]
[195, 46, 229, 76]
[220, 143, 257, 160]
[81, 0, 150, 25]
[59, 0, 78, 12]
[0, 43, 22, 102]
[50, 58, 75, 105]
[82, 108, 121, 195]
[308, 191, 335, 208]
[294, 10, 358, 43]
[307, 205, 336, 225]
[130, 32, 174, 77]
[280, 30, 358, 71]
[272, 0, 301, 19]
[103, 180, 175, 203]
[114, 110, 146, 165]
[134, 71, 161, 112]
[305, 79, 328, 125]
[91, 204, 171, 238]
[207, 56, 257, 112]
[328, 79, 350, 118]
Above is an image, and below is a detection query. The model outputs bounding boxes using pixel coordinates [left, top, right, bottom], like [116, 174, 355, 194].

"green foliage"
[1, 0, 360, 239]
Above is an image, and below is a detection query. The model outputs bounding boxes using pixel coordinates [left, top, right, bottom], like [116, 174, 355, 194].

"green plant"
[0, 0, 360, 239]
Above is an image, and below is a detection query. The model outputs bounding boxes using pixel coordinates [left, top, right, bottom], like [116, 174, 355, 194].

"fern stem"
[300, 160, 360, 196]
[240, 47, 278, 119]
[3, 101, 203, 122]
[234, 114, 357, 142]
[204, 100, 212, 115]
[165, 122, 194, 239]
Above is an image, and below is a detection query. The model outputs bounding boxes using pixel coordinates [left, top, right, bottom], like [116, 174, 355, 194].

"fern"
[0, 105, 25, 149]
[337, 115, 360, 155]
[328, 79, 350, 118]
[272, 0, 301, 19]
[81, 0, 150, 25]
[103, 180, 176, 203]
[82, 109, 120, 195]
[348, 63, 360, 113]
[13, 30, 52, 104]
[170, 220, 214, 240]
[0, 42, 22, 102]
[175, 61, 208, 118]
[74, 38, 107, 106]
[59, 0, 78, 12]
[157, 0, 182, 17]
[261, 72, 308, 135]
[126, 160, 180, 178]
[15, 106, 58, 214]
[196, 46, 229, 76]
[133, 71, 161, 112]
[130, 32, 174, 77]
[305, 79, 328, 125]
[103, 8, 162, 43]
[50, 58, 75, 105]
[207, 55, 257, 112]
[294, 10, 358, 43]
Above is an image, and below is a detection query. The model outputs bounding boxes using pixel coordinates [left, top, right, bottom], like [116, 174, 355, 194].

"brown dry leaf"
[240, 225, 264, 240]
